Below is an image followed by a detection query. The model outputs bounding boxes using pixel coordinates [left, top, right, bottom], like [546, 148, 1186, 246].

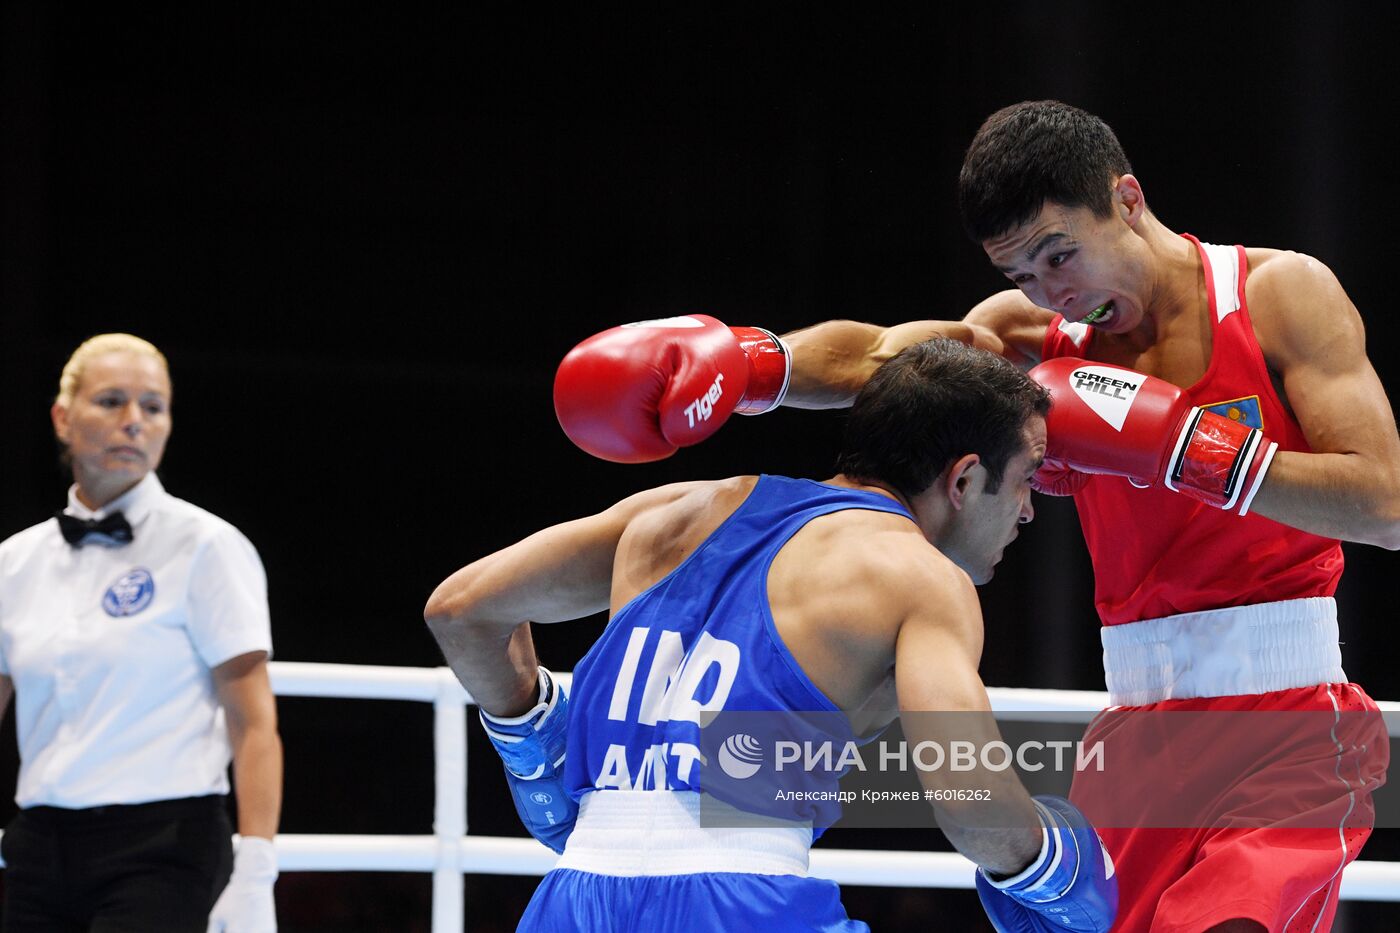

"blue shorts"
[517, 868, 869, 932]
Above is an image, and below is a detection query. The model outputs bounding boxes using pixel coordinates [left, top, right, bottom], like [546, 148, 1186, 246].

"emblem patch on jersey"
[1201, 395, 1263, 431]
[1069, 365, 1143, 431]
[102, 568, 155, 617]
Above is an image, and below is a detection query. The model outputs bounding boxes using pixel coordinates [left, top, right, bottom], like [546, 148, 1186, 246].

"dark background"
[2, 3, 1397, 930]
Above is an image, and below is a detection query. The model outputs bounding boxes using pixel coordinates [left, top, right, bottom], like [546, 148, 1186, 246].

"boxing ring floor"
[9, 662, 1394, 931]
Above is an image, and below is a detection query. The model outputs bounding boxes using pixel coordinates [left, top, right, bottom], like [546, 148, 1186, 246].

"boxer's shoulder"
[1245, 248, 1345, 307]
[1243, 249, 1361, 366]
[612, 476, 760, 579]
[775, 513, 971, 629]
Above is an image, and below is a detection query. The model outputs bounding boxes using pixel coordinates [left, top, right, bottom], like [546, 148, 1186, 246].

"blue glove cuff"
[480, 666, 578, 854]
[481, 667, 568, 779]
[981, 808, 1053, 892]
[976, 795, 1117, 933]
[982, 799, 1071, 901]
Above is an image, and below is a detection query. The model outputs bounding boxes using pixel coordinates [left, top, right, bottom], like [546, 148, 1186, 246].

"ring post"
[432, 668, 469, 933]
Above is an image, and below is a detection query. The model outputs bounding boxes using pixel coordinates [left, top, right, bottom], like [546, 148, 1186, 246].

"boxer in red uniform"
[555, 102, 1397, 931]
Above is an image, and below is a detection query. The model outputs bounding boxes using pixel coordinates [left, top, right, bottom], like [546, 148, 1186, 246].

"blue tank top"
[565, 475, 913, 819]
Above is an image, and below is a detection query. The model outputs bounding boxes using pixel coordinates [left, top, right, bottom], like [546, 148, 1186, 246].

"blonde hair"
[56, 333, 170, 407]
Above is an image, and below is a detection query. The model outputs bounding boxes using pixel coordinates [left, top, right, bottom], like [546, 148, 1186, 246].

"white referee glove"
[207, 835, 278, 932]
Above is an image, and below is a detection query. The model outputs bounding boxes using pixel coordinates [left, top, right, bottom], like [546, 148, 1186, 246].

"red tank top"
[1040, 235, 1344, 625]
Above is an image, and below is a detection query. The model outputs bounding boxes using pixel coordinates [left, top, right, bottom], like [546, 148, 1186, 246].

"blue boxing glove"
[975, 796, 1117, 933]
[479, 666, 577, 854]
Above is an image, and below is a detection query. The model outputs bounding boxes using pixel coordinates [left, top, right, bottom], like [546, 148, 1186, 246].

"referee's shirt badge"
[102, 568, 156, 617]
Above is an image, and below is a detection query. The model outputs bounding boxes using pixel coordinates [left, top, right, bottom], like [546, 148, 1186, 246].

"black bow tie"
[56, 511, 134, 547]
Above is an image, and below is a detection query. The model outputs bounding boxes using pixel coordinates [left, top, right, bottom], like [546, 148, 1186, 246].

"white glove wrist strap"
[480, 667, 554, 727]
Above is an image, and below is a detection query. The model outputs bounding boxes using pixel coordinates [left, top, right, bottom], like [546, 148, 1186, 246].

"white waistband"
[1101, 597, 1346, 706]
[554, 790, 812, 877]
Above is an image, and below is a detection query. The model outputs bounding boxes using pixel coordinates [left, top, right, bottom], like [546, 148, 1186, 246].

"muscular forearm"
[782, 319, 1002, 409]
[899, 704, 1042, 875]
[229, 724, 283, 839]
[781, 321, 889, 409]
[940, 818, 1043, 877]
[423, 508, 630, 713]
[1249, 450, 1400, 549]
[426, 615, 541, 716]
[931, 777, 1043, 876]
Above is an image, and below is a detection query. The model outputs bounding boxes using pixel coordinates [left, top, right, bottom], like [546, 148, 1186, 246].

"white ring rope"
[6, 662, 1393, 933]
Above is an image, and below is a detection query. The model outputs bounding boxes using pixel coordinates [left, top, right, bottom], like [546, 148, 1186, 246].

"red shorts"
[1069, 683, 1388, 932]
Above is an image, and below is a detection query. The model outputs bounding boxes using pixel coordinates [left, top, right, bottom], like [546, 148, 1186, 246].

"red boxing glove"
[729, 325, 792, 415]
[554, 315, 791, 463]
[1032, 458, 1090, 497]
[1029, 358, 1278, 515]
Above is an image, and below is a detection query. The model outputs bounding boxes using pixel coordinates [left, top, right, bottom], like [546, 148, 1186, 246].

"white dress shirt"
[0, 473, 272, 808]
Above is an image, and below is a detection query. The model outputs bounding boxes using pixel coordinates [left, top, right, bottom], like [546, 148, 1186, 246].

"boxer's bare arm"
[890, 552, 1043, 876]
[1245, 252, 1400, 548]
[779, 292, 1053, 409]
[0, 674, 11, 719]
[781, 319, 1006, 409]
[423, 483, 704, 716]
[962, 289, 1059, 368]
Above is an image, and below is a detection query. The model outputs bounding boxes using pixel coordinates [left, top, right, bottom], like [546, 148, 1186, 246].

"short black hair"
[835, 338, 1049, 498]
[958, 100, 1133, 243]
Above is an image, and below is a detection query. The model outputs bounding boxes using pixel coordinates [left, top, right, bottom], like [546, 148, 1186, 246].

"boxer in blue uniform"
[426, 339, 1116, 932]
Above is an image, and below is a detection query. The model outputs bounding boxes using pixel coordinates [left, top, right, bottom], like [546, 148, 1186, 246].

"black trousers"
[1, 795, 234, 933]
